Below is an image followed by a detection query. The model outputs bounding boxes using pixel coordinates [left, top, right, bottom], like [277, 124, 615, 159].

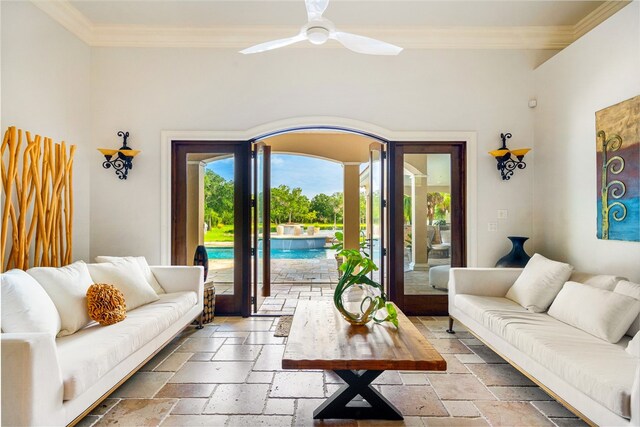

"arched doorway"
[251, 132, 386, 314]
[166, 120, 472, 316]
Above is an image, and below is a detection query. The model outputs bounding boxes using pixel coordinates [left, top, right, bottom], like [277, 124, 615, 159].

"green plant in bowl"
[333, 249, 398, 327]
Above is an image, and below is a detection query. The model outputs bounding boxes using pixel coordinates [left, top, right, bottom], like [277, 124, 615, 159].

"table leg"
[313, 370, 403, 420]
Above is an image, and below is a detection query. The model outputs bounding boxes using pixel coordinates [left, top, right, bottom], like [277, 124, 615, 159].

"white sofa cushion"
[57, 291, 197, 400]
[548, 282, 640, 343]
[568, 272, 626, 291]
[27, 261, 94, 337]
[613, 280, 640, 336]
[505, 253, 573, 312]
[87, 262, 159, 311]
[454, 294, 528, 332]
[95, 256, 165, 294]
[1, 269, 61, 336]
[455, 294, 638, 418]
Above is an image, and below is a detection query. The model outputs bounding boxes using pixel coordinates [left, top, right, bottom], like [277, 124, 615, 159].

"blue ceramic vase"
[495, 236, 531, 267]
[193, 245, 209, 281]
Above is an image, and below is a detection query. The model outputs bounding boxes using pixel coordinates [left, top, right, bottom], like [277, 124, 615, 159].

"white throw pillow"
[627, 332, 640, 357]
[1, 269, 61, 336]
[27, 261, 94, 337]
[505, 253, 574, 312]
[548, 281, 640, 343]
[568, 272, 626, 291]
[613, 280, 640, 336]
[87, 263, 159, 311]
[95, 255, 165, 294]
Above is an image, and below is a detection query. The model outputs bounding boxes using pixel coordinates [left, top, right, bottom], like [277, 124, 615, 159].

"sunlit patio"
[208, 254, 450, 315]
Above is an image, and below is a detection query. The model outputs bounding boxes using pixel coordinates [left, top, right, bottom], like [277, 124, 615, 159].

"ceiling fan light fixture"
[307, 26, 330, 45]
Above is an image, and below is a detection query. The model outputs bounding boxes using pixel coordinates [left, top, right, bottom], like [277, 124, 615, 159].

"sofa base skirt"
[449, 310, 633, 427]
[65, 304, 203, 426]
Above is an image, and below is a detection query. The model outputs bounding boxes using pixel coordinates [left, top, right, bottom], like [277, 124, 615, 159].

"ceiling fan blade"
[333, 31, 402, 56]
[240, 34, 307, 54]
[305, 0, 329, 21]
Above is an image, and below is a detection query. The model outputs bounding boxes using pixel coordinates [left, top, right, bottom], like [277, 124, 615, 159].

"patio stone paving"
[210, 256, 450, 313]
[81, 316, 587, 427]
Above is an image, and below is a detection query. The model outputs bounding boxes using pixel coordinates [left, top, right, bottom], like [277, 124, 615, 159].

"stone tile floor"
[211, 257, 451, 294]
[78, 316, 586, 427]
[255, 268, 449, 315]
[256, 284, 333, 315]
[209, 260, 342, 295]
[212, 257, 449, 315]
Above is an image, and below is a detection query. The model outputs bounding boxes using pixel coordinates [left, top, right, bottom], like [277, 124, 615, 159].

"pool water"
[206, 247, 336, 260]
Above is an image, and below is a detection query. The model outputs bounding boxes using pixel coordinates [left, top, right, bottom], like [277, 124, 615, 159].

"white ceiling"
[69, 1, 604, 28]
[34, 0, 630, 50]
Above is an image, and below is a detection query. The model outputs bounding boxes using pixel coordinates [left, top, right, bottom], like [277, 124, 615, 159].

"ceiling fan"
[240, 0, 403, 56]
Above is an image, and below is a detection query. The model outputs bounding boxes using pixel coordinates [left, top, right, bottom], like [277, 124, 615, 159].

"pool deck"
[208, 255, 449, 315]
[210, 258, 341, 288]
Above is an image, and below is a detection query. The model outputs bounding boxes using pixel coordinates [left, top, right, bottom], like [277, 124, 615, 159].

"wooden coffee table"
[282, 300, 446, 420]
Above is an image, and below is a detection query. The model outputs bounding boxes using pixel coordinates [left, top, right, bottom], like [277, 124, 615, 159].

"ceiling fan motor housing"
[307, 26, 330, 45]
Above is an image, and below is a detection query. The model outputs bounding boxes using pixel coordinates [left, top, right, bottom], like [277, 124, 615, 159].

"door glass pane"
[369, 148, 382, 285]
[403, 153, 451, 295]
[187, 153, 235, 295]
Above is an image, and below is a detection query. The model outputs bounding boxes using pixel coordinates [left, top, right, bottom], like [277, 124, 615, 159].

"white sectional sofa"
[449, 267, 640, 427]
[1, 261, 204, 426]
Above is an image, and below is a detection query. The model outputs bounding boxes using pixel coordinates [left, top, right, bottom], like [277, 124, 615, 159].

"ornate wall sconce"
[489, 133, 531, 181]
[97, 131, 140, 180]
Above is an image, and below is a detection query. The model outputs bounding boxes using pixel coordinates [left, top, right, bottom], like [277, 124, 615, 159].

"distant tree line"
[270, 185, 345, 224]
[204, 170, 234, 228]
[206, 170, 452, 229]
[204, 170, 345, 227]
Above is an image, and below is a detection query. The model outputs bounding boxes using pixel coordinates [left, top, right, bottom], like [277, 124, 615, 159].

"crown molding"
[90, 26, 297, 48]
[88, 25, 576, 50]
[388, 26, 575, 50]
[32, 0, 94, 44]
[32, 0, 630, 51]
[573, 0, 630, 39]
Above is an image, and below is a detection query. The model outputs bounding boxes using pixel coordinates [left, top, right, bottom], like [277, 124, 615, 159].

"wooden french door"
[252, 142, 271, 313]
[367, 144, 387, 295]
[171, 140, 251, 316]
[388, 141, 466, 315]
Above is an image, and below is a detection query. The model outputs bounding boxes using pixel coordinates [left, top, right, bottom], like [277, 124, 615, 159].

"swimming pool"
[206, 247, 337, 260]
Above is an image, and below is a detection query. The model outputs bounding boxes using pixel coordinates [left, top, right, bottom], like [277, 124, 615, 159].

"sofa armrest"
[1, 333, 64, 426]
[450, 267, 522, 297]
[150, 265, 204, 304]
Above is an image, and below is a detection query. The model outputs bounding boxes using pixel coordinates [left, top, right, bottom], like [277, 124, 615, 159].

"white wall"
[1, 2, 91, 262]
[533, 1, 640, 281]
[89, 47, 538, 265]
[4, 1, 637, 280]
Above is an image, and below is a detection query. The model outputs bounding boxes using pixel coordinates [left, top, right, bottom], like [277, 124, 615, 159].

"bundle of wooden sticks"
[1, 126, 75, 271]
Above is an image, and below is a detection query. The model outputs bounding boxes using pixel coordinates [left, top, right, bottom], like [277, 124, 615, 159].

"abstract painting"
[596, 95, 640, 241]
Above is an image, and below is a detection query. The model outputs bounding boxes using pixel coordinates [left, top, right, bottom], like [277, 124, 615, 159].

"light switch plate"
[488, 222, 498, 232]
[497, 209, 508, 219]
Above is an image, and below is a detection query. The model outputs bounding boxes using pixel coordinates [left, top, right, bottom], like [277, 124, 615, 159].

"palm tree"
[403, 195, 412, 224]
[426, 192, 445, 225]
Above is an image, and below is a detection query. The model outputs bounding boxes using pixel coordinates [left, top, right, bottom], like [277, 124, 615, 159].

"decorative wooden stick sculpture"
[1, 126, 75, 271]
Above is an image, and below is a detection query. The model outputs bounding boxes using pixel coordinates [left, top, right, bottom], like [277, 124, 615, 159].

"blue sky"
[207, 154, 343, 197]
